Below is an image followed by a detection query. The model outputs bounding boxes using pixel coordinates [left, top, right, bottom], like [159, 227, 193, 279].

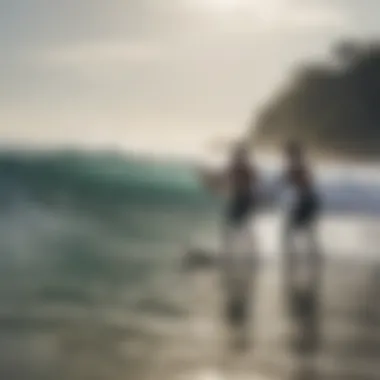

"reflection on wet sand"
[0, 256, 380, 379]
[289, 285, 321, 380]
[260, 260, 380, 380]
[222, 261, 256, 353]
[213, 254, 380, 380]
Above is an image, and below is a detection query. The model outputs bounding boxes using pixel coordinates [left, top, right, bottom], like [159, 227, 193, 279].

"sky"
[0, 0, 379, 156]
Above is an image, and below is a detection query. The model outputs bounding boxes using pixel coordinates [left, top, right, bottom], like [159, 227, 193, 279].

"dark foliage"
[254, 41, 380, 158]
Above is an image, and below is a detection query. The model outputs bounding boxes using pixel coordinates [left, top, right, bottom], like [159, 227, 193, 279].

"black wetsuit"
[226, 163, 255, 226]
[288, 166, 319, 228]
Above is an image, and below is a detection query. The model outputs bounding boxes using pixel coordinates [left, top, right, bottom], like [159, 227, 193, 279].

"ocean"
[0, 150, 379, 379]
[0, 150, 224, 380]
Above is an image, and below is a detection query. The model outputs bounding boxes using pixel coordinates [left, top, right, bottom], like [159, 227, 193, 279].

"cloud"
[177, 0, 351, 40]
[27, 39, 167, 82]
[36, 40, 165, 68]
[24, 1, 351, 73]
[277, 2, 350, 30]
[243, 0, 350, 31]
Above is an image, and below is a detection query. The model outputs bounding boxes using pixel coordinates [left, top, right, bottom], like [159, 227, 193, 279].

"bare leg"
[221, 223, 236, 296]
[299, 222, 322, 352]
[306, 222, 322, 294]
[233, 222, 256, 311]
[283, 221, 297, 302]
[237, 221, 256, 282]
[242, 220, 257, 345]
[225, 221, 255, 350]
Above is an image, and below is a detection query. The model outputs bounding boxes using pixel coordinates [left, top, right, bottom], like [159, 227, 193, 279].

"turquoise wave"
[0, 150, 218, 211]
[0, 150, 220, 306]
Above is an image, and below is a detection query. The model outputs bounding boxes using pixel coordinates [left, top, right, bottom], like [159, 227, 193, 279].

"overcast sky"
[0, 0, 378, 155]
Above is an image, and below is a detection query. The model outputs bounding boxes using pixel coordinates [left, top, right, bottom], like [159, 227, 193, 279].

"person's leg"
[233, 220, 256, 315]
[221, 222, 237, 294]
[238, 220, 256, 278]
[306, 221, 322, 292]
[283, 218, 297, 301]
[299, 220, 322, 350]
[222, 221, 249, 338]
[241, 218, 257, 341]
[222, 219, 254, 348]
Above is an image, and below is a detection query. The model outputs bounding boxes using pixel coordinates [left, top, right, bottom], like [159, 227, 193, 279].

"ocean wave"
[0, 150, 379, 310]
[0, 150, 217, 211]
[0, 151, 220, 320]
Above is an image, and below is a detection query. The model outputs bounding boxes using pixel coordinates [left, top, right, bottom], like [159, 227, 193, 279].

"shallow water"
[0, 151, 379, 379]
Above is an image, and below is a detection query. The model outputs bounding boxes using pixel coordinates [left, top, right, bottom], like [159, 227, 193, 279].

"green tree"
[254, 41, 380, 158]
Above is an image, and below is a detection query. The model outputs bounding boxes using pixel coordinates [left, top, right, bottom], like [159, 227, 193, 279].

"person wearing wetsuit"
[199, 144, 256, 226]
[285, 142, 319, 230]
[226, 145, 256, 226]
[200, 144, 257, 334]
[282, 141, 321, 313]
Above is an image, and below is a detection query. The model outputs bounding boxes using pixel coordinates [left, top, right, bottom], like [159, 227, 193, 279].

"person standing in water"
[280, 141, 321, 311]
[200, 143, 258, 332]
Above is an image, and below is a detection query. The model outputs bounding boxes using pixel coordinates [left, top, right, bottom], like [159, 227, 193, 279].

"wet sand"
[0, 256, 380, 380]
[139, 257, 380, 380]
